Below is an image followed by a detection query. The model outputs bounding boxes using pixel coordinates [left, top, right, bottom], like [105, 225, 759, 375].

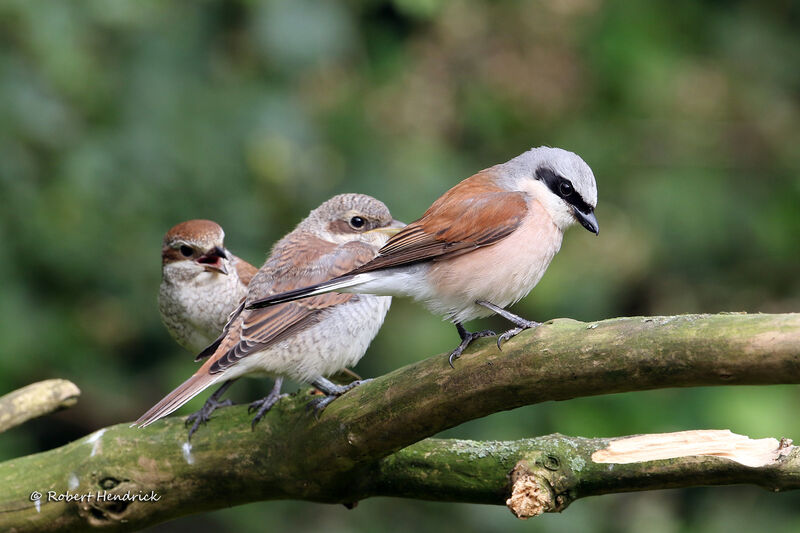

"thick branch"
[0, 313, 798, 530]
[0, 380, 80, 433]
[309, 312, 800, 475]
[2, 424, 799, 531]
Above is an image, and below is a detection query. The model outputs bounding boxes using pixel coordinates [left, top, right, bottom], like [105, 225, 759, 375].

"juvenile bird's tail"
[132, 372, 221, 428]
[247, 273, 366, 309]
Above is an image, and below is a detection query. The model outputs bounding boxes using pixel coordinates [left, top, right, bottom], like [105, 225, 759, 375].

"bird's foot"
[307, 378, 372, 418]
[496, 320, 540, 350]
[473, 301, 541, 350]
[448, 328, 496, 368]
[248, 393, 287, 429]
[185, 396, 233, 440]
[306, 394, 338, 416]
[249, 377, 286, 429]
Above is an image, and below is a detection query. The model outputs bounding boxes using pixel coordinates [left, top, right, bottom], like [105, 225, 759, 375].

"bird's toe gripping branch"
[307, 377, 373, 417]
[474, 300, 541, 350]
[248, 377, 287, 429]
[185, 380, 236, 441]
[449, 324, 497, 368]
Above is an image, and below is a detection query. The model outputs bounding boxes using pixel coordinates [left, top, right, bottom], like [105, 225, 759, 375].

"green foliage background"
[1, 0, 799, 531]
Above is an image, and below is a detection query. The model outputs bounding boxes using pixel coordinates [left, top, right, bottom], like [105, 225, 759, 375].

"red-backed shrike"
[159, 219, 258, 436]
[248, 146, 599, 366]
[159, 219, 363, 436]
[159, 219, 257, 353]
[135, 194, 403, 435]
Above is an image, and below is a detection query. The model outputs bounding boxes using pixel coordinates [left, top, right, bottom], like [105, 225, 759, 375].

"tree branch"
[0, 379, 80, 433]
[374, 430, 800, 518]
[0, 313, 798, 531]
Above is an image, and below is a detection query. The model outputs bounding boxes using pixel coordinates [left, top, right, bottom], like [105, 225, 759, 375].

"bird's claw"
[449, 329, 496, 367]
[448, 348, 463, 368]
[185, 397, 233, 440]
[497, 328, 522, 350]
[306, 395, 338, 418]
[249, 393, 287, 429]
[496, 321, 540, 350]
[305, 378, 371, 418]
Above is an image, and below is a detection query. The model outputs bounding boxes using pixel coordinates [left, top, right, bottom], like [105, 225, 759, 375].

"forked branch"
[0, 313, 798, 531]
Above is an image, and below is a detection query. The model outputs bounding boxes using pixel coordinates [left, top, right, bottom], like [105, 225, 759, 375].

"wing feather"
[206, 238, 377, 374]
[352, 172, 528, 274]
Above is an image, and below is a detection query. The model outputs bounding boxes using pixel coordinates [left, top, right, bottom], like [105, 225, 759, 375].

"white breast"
[159, 265, 247, 352]
[226, 295, 392, 383]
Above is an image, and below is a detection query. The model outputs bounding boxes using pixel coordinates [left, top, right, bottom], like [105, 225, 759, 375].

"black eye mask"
[535, 167, 594, 215]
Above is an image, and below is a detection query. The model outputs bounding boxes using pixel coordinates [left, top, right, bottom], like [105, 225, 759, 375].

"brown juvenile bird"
[159, 219, 257, 353]
[159, 218, 364, 437]
[248, 146, 599, 366]
[159, 219, 258, 435]
[135, 194, 403, 432]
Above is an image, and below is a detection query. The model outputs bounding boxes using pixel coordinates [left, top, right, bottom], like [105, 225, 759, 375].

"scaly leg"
[476, 300, 540, 350]
[248, 377, 287, 429]
[185, 379, 236, 440]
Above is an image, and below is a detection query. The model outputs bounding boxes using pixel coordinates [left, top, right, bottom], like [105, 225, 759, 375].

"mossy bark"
[1, 313, 798, 531]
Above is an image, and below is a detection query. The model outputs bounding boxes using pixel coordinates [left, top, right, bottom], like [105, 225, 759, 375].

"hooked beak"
[196, 246, 229, 275]
[369, 219, 406, 236]
[573, 207, 599, 236]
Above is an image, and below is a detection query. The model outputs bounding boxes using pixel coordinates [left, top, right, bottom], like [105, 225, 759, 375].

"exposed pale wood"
[592, 430, 793, 468]
[0, 380, 80, 433]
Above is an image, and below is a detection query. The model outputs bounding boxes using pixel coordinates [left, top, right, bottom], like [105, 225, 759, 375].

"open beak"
[369, 219, 406, 236]
[196, 246, 229, 275]
[573, 207, 599, 236]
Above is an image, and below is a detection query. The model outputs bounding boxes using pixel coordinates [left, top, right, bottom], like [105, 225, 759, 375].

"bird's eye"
[179, 245, 193, 257]
[559, 181, 573, 197]
[349, 216, 366, 229]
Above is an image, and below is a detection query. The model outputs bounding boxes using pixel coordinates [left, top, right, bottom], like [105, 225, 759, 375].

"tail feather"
[247, 274, 364, 309]
[133, 372, 220, 428]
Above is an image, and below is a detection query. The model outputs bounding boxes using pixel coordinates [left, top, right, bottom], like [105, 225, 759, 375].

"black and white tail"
[246, 273, 367, 309]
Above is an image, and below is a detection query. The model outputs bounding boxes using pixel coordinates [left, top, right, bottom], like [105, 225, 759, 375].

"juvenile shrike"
[158, 219, 363, 437]
[248, 147, 599, 366]
[159, 219, 260, 435]
[159, 219, 256, 353]
[135, 194, 403, 434]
